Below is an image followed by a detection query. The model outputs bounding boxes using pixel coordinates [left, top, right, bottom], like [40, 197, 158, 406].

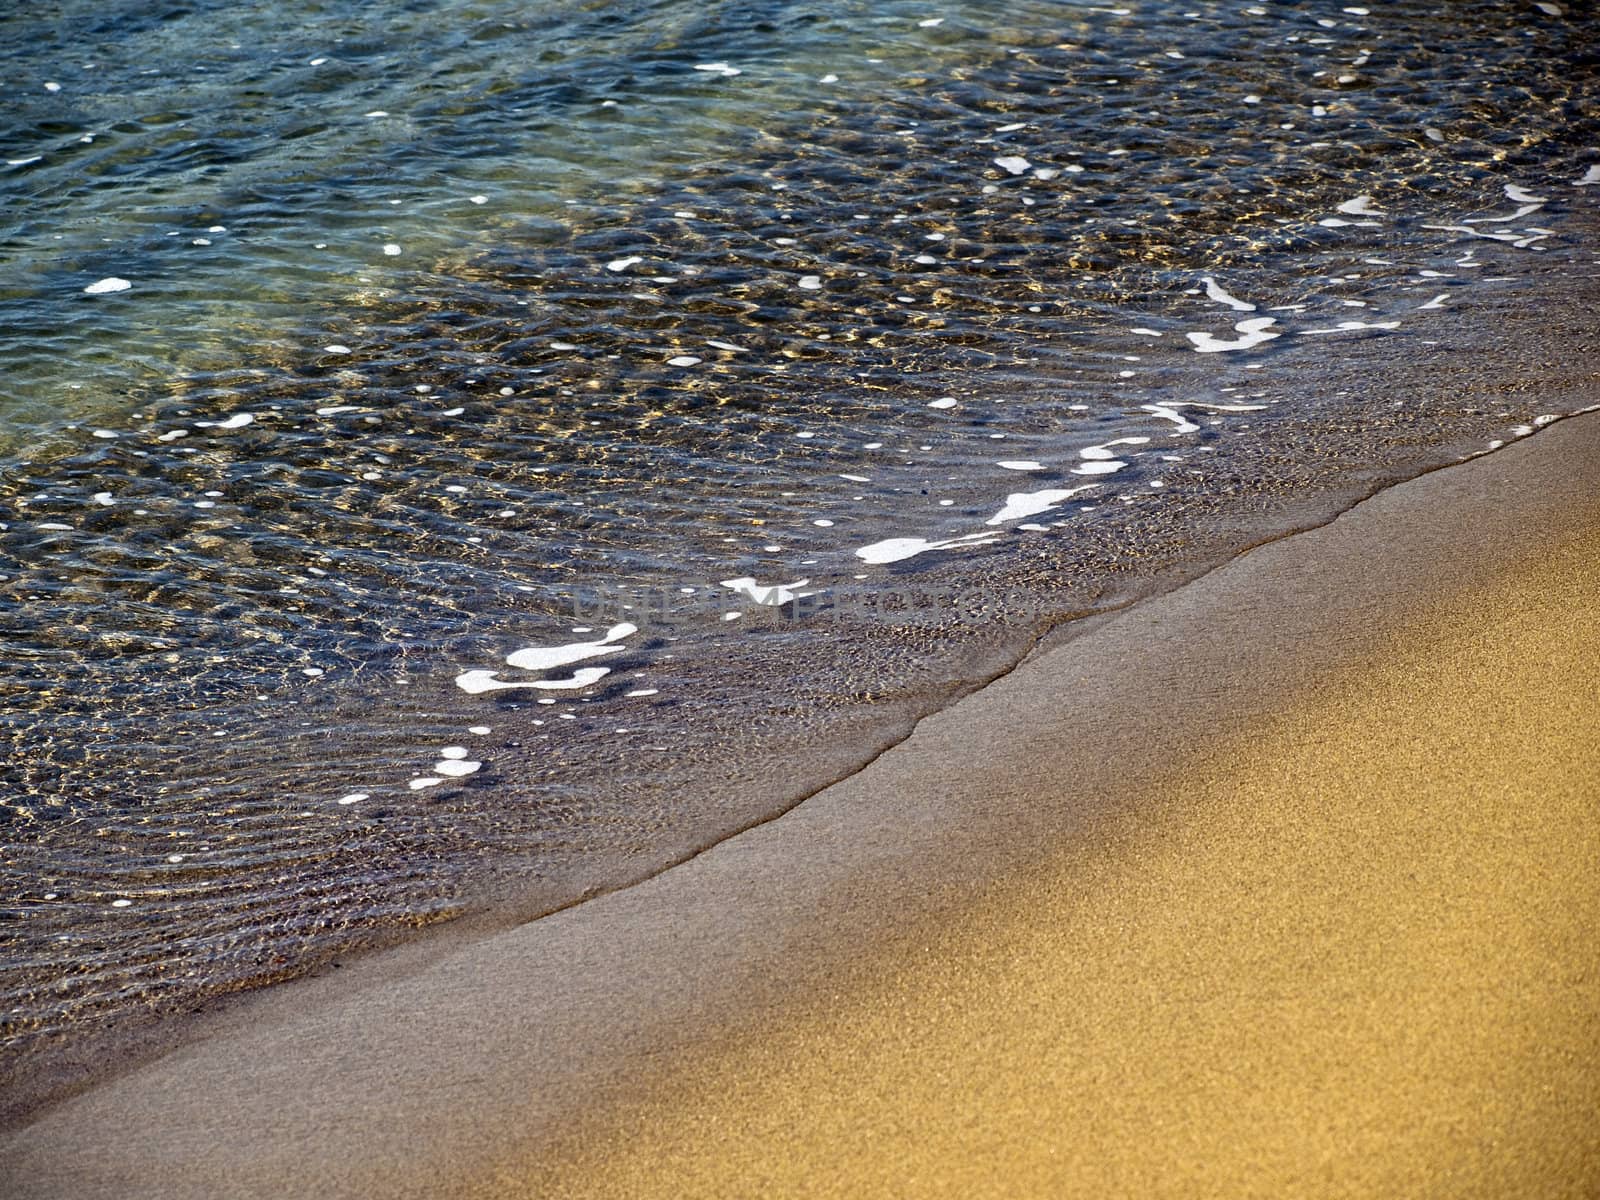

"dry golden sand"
[520, 527, 1600, 1198]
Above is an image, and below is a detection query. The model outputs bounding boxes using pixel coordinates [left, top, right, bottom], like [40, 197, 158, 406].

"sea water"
[2, 0, 1598, 1110]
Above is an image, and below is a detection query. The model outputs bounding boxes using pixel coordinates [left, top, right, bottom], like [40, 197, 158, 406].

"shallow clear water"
[3, 0, 1598, 1109]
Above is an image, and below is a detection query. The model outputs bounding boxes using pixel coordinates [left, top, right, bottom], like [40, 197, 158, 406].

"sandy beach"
[4, 411, 1598, 1198]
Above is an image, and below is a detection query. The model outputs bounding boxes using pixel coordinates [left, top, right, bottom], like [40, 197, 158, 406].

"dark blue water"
[3, 0, 1598, 1117]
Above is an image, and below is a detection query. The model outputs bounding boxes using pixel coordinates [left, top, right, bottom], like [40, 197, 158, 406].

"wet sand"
[3, 413, 1599, 1198]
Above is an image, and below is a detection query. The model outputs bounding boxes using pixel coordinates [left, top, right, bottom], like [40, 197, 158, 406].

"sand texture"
[2, 414, 1598, 1199]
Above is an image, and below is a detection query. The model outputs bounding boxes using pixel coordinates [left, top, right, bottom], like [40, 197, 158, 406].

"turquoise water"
[2, 0, 1061, 442]
[3, 0, 1598, 1113]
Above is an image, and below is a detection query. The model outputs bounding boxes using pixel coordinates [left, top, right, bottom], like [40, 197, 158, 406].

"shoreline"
[4, 411, 1599, 1197]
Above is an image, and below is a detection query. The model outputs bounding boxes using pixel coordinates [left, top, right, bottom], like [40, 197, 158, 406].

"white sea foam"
[606, 256, 642, 272]
[1141, 404, 1199, 434]
[994, 155, 1032, 175]
[1337, 194, 1383, 215]
[1422, 223, 1536, 244]
[1079, 436, 1151, 460]
[195, 413, 254, 430]
[505, 622, 635, 671]
[1577, 166, 1600, 186]
[720, 577, 812, 606]
[1461, 202, 1545, 226]
[455, 666, 613, 693]
[433, 759, 481, 777]
[997, 460, 1043, 471]
[1186, 317, 1280, 353]
[1298, 320, 1401, 335]
[1201, 277, 1256, 312]
[84, 277, 131, 295]
[985, 486, 1096, 526]
[855, 530, 1004, 565]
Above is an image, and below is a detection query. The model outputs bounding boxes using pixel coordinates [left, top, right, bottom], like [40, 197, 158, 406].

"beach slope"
[3, 414, 1599, 1198]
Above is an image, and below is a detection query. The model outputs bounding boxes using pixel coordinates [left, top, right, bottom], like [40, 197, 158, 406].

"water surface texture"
[3, 0, 1598, 1111]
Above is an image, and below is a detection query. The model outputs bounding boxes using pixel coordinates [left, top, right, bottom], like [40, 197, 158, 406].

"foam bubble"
[1141, 404, 1199, 434]
[1298, 320, 1401, 335]
[1080, 437, 1151, 461]
[455, 666, 613, 693]
[1201, 277, 1256, 312]
[720, 577, 812, 606]
[1186, 317, 1280, 353]
[505, 622, 636, 672]
[985, 486, 1097, 526]
[855, 530, 1005, 565]
[1337, 195, 1383, 216]
[195, 413, 254, 430]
